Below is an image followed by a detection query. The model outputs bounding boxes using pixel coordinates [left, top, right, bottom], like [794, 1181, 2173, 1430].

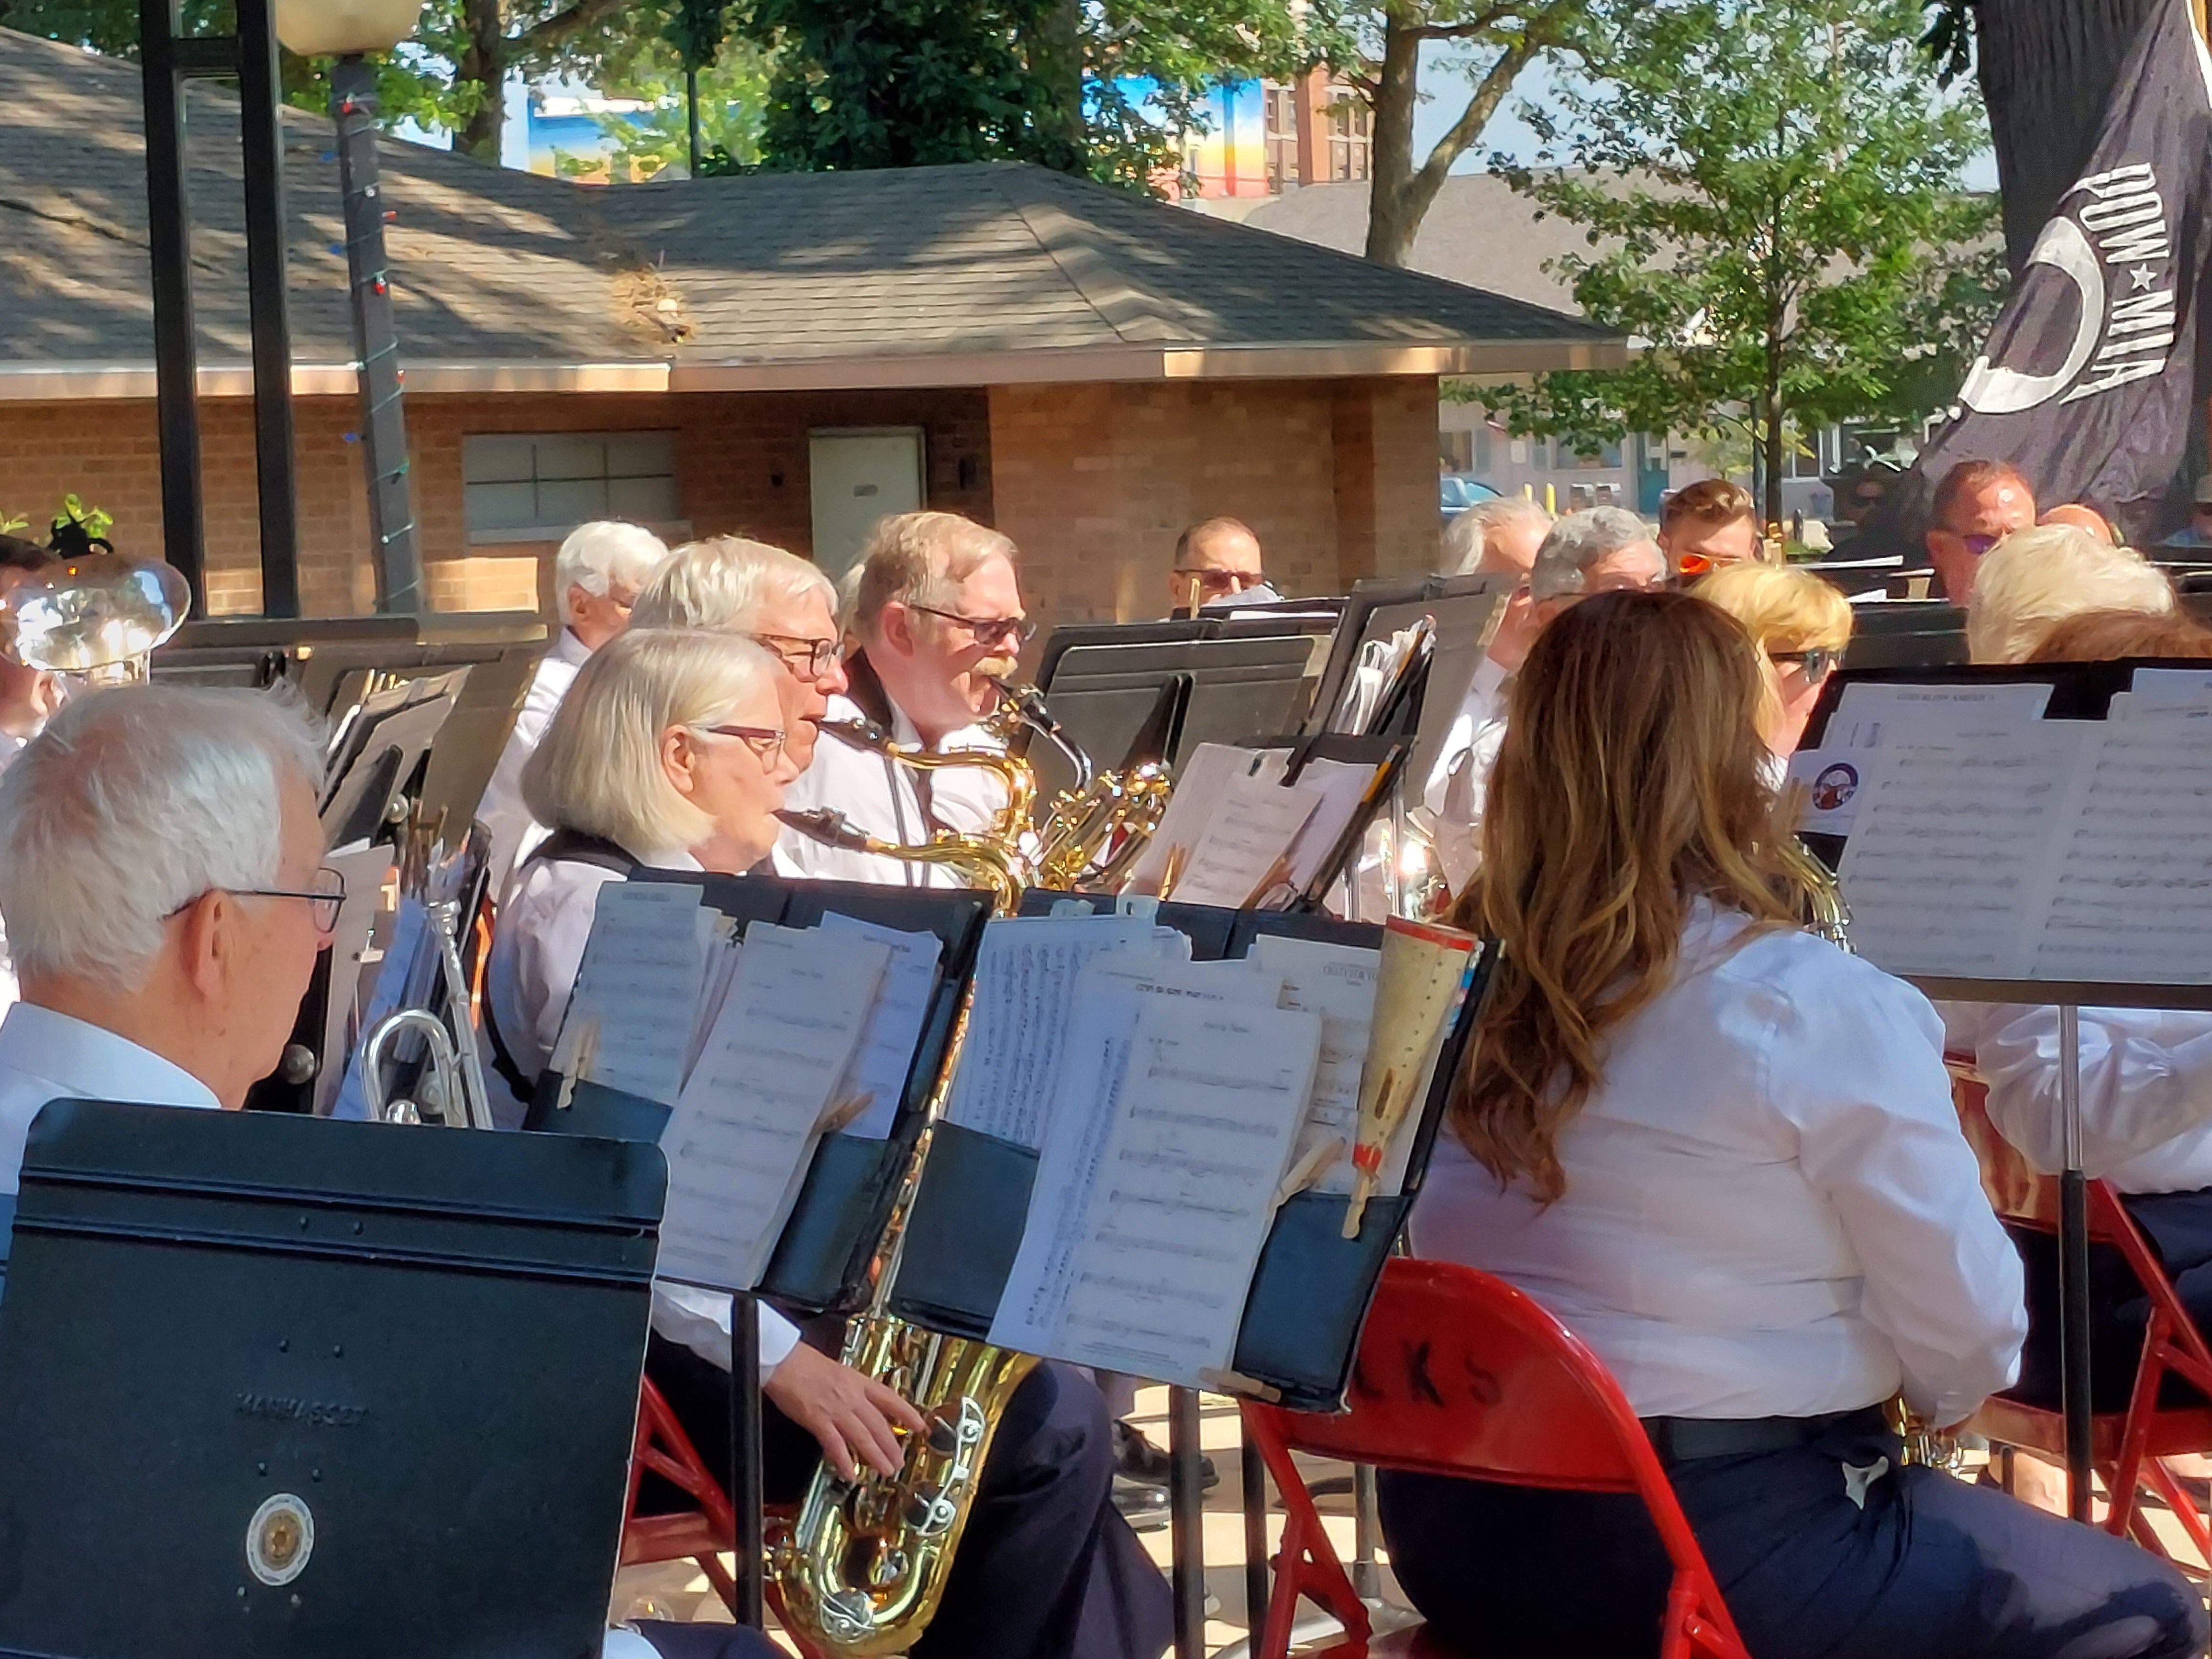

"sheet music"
[1171, 771, 1325, 908]
[943, 914, 1183, 1149]
[330, 893, 427, 1122]
[2132, 667, 2212, 703]
[657, 923, 890, 1291]
[1836, 721, 2090, 976]
[1789, 681, 2053, 836]
[1126, 743, 1290, 894]
[1250, 934, 1381, 1194]
[1281, 757, 1383, 897]
[315, 845, 396, 1118]
[679, 916, 744, 1090]
[818, 911, 945, 1138]
[555, 882, 718, 1105]
[987, 997, 1323, 1388]
[2028, 708, 2212, 984]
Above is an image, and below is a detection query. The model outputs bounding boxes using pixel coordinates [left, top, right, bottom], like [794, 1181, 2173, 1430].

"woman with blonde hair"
[1692, 561, 1851, 756]
[1380, 590, 2199, 1659]
[1967, 524, 2175, 664]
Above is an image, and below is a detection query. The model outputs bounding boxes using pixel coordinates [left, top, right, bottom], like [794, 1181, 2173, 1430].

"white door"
[809, 428, 926, 583]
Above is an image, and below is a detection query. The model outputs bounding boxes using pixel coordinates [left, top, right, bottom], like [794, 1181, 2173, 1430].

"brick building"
[0, 28, 1619, 637]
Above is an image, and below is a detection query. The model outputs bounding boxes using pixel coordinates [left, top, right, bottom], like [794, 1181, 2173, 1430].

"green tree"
[1472, 0, 2002, 527]
[559, 34, 768, 179]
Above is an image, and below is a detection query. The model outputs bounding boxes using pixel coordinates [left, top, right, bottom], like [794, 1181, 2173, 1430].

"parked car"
[1440, 474, 1501, 520]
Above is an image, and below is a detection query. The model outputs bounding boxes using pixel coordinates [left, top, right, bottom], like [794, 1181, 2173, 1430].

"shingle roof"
[0, 26, 1618, 390]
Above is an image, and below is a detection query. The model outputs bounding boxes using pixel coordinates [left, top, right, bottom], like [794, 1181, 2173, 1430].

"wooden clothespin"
[815, 1091, 874, 1136]
[1272, 1136, 1344, 1210]
[1196, 1367, 1284, 1404]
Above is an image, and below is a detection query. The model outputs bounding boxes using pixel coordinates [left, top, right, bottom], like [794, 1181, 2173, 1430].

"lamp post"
[273, 0, 425, 617]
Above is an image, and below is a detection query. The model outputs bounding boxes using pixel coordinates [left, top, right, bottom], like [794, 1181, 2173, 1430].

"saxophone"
[767, 811, 1035, 1655]
[1777, 833, 1853, 951]
[817, 715, 1037, 852]
[986, 677, 1173, 892]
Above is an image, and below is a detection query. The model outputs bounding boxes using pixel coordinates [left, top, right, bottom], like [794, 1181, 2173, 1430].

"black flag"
[1862, 0, 2212, 554]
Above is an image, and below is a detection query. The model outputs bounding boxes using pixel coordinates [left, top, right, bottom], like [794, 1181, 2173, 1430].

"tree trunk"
[686, 63, 702, 175]
[1364, 6, 1425, 266]
[455, 0, 506, 162]
[1018, 0, 1086, 170]
[1974, 0, 2158, 273]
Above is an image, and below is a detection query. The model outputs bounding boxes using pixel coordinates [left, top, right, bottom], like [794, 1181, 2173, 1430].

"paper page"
[1789, 681, 2053, 836]
[2029, 712, 2212, 984]
[2129, 667, 2212, 708]
[942, 914, 1173, 1148]
[656, 923, 890, 1292]
[1836, 721, 2089, 978]
[330, 896, 430, 1122]
[1250, 934, 1382, 1194]
[1281, 757, 1384, 897]
[679, 918, 744, 1090]
[988, 998, 1323, 1388]
[315, 845, 397, 1118]
[1127, 744, 1293, 894]
[1172, 772, 1326, 908]
[555, 882, 716, 1104]
[818, 911, 946, 1139]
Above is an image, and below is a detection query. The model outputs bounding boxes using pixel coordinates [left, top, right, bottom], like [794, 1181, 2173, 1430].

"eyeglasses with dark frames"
[907, 606, 1038, 648]
[167, 866, 348, 932]
[697, 723, 788, 765]
[1768, 647, 1838, 684]
[751, 633, 842, 679]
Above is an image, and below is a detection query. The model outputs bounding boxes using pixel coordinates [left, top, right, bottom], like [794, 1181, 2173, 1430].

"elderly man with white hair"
[477, 520, 669, 891]
[1421, 506, 1663, 889]
[1965, 524, 2176, 665]
[0, 686, 781, 1659]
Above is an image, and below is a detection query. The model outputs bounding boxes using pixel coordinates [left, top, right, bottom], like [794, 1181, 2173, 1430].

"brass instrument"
[11, 552, 190, 686]
[818, 715, 1037, 850]
[986, 677, 1173, 892]
[1778, 833, 1853, 951]
[359, 897, 497, 1129]
[767, 807, 1034, 1654]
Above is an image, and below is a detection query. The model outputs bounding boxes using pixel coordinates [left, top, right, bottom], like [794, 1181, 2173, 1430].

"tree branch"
[512, 0, 633, 54]
[1411, 34, 1536, 193]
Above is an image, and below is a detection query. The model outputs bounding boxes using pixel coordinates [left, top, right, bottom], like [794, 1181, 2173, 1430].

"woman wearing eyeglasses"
[779, 511, 1033, 887]
[1692, 561, 1852, 759]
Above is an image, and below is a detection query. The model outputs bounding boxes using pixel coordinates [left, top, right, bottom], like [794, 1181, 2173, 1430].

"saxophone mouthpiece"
[776, 807, 872, 853]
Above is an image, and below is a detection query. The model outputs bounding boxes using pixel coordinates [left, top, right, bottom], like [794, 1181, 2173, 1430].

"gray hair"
[630, 536, 836, 634]
[1442, 497, 1553, 576]
[0, 686, 324, 991]
[853, 512, 1016, 638]
[553, 521, 669, 622]
[1528, 508, 1658, 602]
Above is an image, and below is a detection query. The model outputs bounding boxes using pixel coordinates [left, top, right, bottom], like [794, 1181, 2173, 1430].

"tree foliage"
[1472, 0, 2002, 524]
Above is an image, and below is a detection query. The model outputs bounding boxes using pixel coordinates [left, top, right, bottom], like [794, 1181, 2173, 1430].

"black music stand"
[0, 1101, 663, 1659]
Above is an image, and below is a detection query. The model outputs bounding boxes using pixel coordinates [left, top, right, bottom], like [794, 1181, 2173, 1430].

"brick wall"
[989, 376, 1441, 628]
[0, 375, 1435, 634]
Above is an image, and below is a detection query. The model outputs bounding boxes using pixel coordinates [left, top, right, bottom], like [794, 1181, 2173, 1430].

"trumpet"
[358, 896, 498, 1129]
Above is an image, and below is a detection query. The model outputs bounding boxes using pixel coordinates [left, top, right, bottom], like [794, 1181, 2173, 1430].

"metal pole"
[729, 1294, 764, 1626]
[138, 0, 208, 611]
[1169, 1386, 1206, 1659]
[1239, 1423, 1269, 1637]
[330, 55, 422, 616]
[233, 0, 300, 618]
[1350, 1464, 1382, 1602]
[2058, 1004, 2093, 1523]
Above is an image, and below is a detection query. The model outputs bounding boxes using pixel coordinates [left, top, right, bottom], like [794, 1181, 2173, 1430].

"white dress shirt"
[0, 1004, 221, 1194]
[481, 843, 799, 1380]
[476, 629, 593, 896]
[1413, 903, 2026, 1426]
[777, 691, 1008, 887]
[1419, 655, 1510, 894]
[1942, 1003, 2212, 1193]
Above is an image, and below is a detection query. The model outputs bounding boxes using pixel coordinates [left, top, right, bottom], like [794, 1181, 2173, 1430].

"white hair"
[554, 521, 669, 623]
[630, 536, 836, 634]
[1529, 507, 1658, 602]
[1442, 497, 1553, 576]
[1967, 525, 2176, 664]
[0, 686, 324, 990]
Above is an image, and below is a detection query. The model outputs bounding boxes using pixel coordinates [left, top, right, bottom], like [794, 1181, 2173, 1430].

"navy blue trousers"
[648, 1337, 1172, 1659]
[1379, 1415, 2206, 1659]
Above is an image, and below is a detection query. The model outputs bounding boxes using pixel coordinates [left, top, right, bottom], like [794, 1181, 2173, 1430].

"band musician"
[1382, 589, 2200, 1659]
[779, 511, 1029, 887]
[0, 685, 775, 1659]
[485, 630, 1172, 1659]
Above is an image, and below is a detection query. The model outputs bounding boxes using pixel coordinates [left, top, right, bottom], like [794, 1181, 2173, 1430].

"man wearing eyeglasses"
[1166, 517, 1277, 614]
[780, 511, 1030, 886]
[1924, 459, 2036, 605]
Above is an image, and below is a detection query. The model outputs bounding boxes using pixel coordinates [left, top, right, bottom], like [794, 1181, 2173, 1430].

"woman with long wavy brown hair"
[1379, 590, 2200, 1659]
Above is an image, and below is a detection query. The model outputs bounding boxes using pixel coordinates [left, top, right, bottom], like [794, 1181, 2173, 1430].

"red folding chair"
[1242, 1257, 1752, 1659]
[1950, 1063, 2212, 1559]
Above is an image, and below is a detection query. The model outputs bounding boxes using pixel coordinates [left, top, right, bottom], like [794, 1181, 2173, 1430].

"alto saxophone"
[768, 811, 1035, 1655]
[986, 677, 1173, 892]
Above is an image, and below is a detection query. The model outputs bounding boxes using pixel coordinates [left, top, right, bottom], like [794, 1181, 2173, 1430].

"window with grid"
[1263, 83, 1295, 193]
[462, 432, 679, 541]
[1325, 88, 1371, 181]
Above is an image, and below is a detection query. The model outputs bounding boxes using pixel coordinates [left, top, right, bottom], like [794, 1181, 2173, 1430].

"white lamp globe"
[273, 0, 423, 55]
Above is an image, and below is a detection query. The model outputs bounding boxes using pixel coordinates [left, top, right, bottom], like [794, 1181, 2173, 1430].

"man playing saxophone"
[779, 512, 1029, 886]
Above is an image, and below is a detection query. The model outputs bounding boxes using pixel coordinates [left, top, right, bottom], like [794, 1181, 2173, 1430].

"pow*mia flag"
[1906, 0, 2212, 545]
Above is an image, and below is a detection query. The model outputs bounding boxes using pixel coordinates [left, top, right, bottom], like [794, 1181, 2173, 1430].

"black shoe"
[1114, 1419, 1219, 1489]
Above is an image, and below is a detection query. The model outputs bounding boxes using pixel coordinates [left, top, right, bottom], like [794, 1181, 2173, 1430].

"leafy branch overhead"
[1472, 0, 2003, 524]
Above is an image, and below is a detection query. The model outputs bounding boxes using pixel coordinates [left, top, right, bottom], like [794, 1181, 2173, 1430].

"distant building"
[1182, 72, 1372, 201]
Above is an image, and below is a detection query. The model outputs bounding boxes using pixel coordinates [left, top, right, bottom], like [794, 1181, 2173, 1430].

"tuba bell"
[10, 552, 191, 687]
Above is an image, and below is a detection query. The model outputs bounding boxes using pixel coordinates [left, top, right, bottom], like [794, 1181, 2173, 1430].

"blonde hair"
[1967, 526, 2175, 664]
[631, 535, 835, 633]
[521, 629, 777, 856]
[1449, 590, 1815, 1204]
[1692, 563, 1853, 653]
[853, 511, 1016, 637]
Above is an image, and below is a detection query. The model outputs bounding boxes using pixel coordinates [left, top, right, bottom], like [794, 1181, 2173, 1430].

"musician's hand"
[764, 1343, 928, 1482]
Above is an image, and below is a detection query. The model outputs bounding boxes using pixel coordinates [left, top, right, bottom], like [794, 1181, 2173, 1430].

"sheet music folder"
[0, 1101, 662, 1659]
[890, 897, 1489, 1411]
[528, 872, 992, 1313]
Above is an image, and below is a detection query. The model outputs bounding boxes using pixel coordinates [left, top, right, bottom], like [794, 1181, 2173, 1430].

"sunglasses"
[751, 632, 841, 679]
[1957, 533, 2003, 558]
[1173, 567, 1263, 593]
[1768, 648, 1838, 684]
[908, 606, 1037, 648]
[696, 723, 787, 765]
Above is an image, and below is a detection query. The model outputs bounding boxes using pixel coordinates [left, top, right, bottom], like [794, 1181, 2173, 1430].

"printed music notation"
[555, 881, 722, 1105]
[1249, 933, 1381, 1195]
[817, 912, 943, 1139]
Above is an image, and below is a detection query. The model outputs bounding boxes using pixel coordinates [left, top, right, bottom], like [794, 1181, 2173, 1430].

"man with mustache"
[779, 511, 1029, 886]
